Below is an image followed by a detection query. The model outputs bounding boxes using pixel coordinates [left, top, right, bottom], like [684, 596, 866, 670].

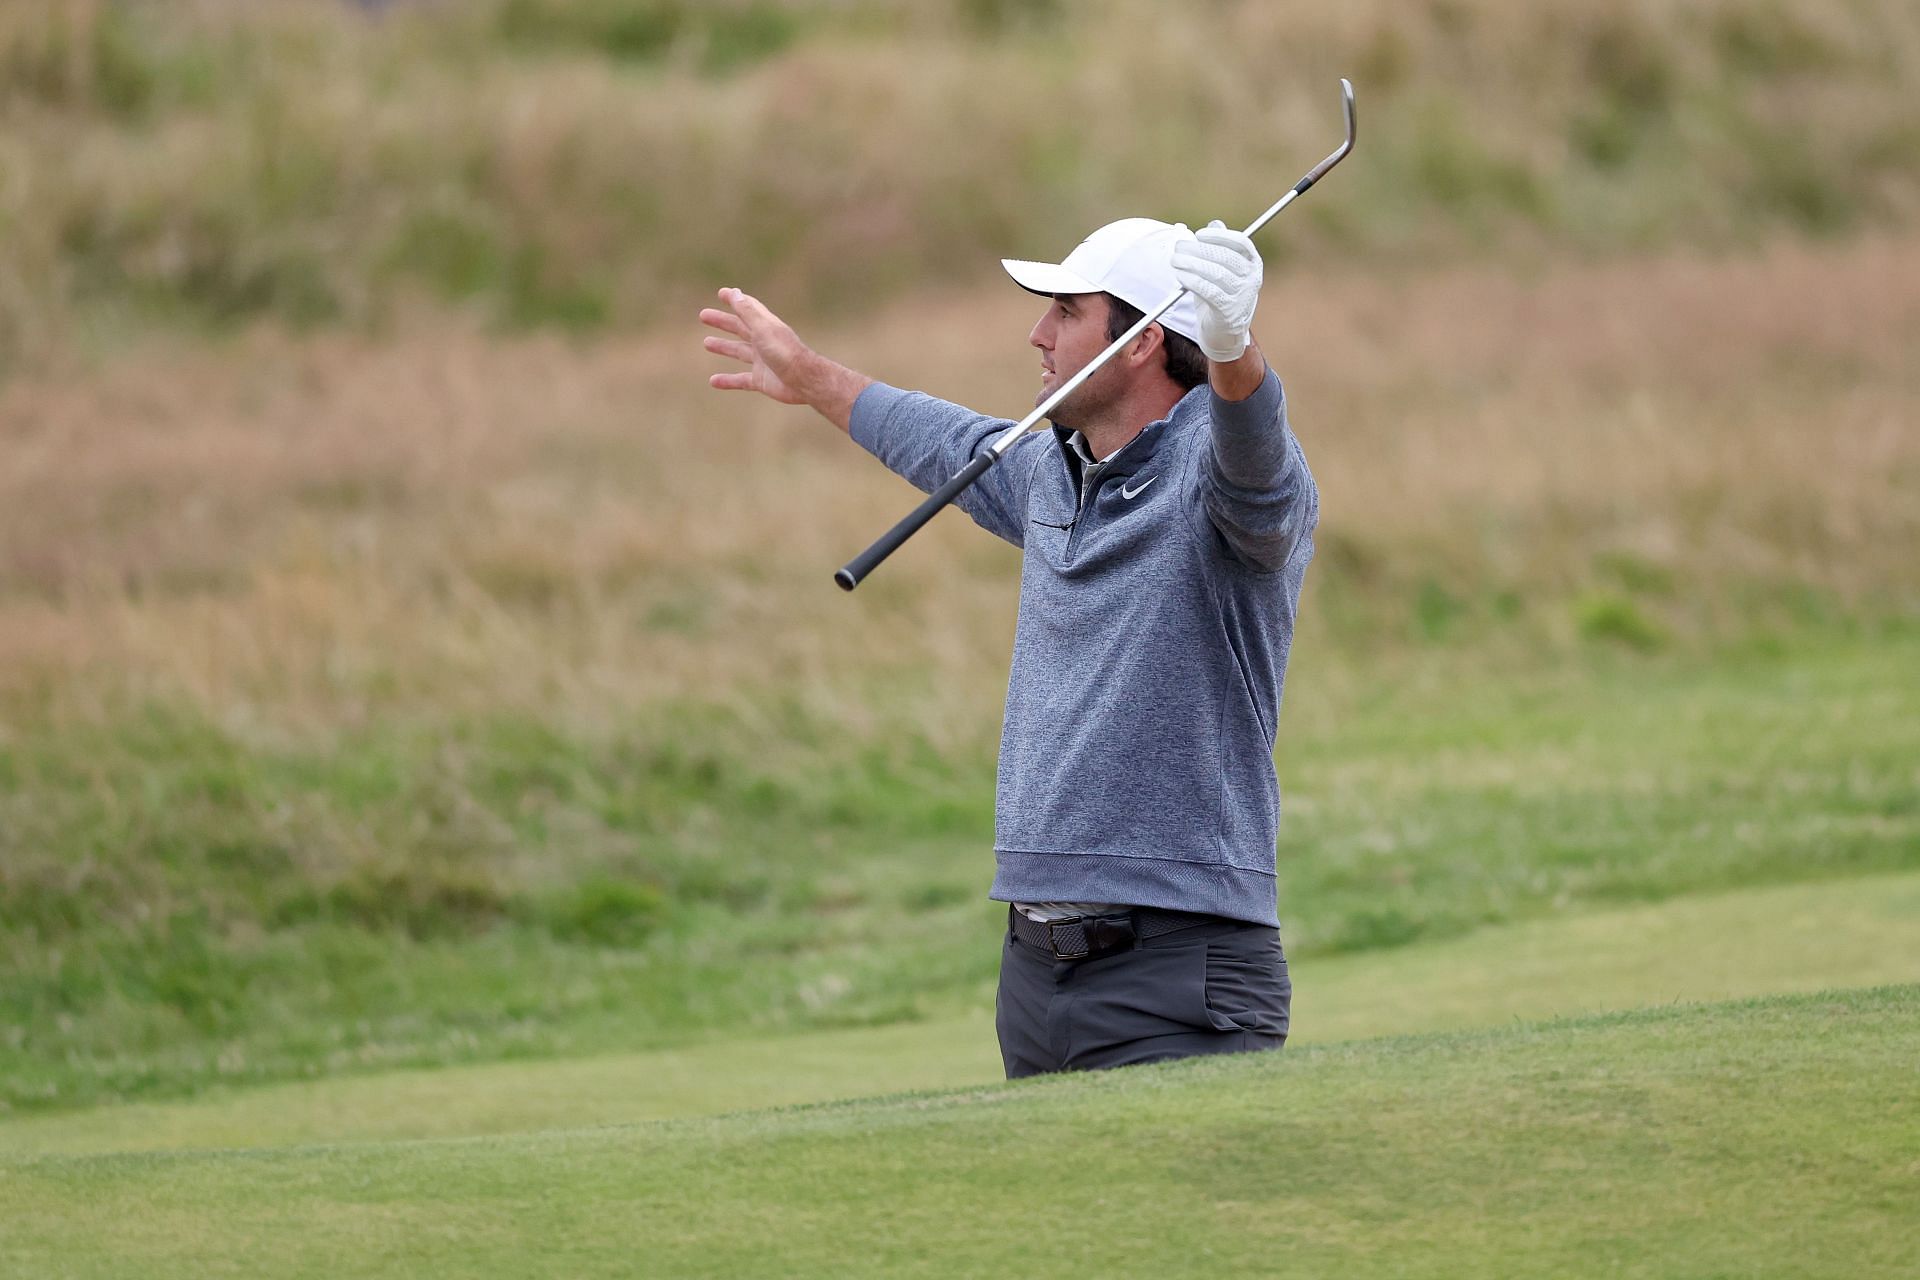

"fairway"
[5, 987, 1914, 1278]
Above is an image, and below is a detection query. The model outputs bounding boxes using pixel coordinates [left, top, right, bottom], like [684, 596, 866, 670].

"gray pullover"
[849, 369, 1316, 927]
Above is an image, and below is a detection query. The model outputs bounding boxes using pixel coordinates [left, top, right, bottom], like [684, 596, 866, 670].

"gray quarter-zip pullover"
[849, 368, 1315, 927]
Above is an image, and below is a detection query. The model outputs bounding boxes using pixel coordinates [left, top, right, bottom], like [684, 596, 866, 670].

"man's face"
[1029, 292, 1124, 428]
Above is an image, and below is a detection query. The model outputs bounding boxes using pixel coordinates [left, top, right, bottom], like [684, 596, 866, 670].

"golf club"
[834, 78, 1358, 592]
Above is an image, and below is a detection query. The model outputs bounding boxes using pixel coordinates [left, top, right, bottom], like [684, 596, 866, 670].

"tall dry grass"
[3, 231, 1916, 755]
[3, 0, 1918, 370]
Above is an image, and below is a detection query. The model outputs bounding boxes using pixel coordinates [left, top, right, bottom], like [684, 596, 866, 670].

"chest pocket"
[1029, 461, 1078, 519]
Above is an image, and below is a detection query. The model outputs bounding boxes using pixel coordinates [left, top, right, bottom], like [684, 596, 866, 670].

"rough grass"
[4, 986, 1915, 1278]
[3, 0, 1918, 366]
[4, 625, 1915, 1116]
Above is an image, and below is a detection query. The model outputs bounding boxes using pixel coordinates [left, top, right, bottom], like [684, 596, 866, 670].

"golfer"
[701, 217, 1314, 1077]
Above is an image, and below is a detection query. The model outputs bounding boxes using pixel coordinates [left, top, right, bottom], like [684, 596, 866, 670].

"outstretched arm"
[702, 288, 1040, 546]
[700, 287, 872, 432]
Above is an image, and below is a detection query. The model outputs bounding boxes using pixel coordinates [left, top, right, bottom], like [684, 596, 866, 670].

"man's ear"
[1128, 322, 1165, 370]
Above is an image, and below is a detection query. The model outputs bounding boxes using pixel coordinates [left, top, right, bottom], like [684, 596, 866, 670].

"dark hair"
[1103, 293, 1209, 392]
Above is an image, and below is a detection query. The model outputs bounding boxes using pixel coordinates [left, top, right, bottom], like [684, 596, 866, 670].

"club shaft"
[981, 285, 1186, 459]
[835, 79, 1356, 591]
[834, 453, 993, 591]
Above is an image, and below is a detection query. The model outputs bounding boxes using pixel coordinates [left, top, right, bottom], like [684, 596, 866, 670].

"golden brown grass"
[3, 231, 1916, 752]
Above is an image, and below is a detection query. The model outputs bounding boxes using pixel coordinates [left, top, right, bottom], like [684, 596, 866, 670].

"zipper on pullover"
[1063, 425, 1151, 562]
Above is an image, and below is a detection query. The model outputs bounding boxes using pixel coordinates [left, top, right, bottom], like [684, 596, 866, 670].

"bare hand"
[700, 287, 808, 405]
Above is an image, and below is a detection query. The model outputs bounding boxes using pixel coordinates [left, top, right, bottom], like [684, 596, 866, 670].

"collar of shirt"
[1065, 429, 1102, 465]
[1056, 427, 1116, 506]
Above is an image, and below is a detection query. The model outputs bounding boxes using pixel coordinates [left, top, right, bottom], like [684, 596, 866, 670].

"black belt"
[1008, 905, 1223, 962]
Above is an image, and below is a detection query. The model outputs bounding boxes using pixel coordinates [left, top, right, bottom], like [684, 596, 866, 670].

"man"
[700, 216, 1315, 1078]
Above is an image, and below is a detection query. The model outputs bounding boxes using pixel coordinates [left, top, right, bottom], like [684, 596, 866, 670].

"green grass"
[4, 986, 1914, 1277]
[5, 870, 1915, 1159]
[6, 627, 1917, 1116]
[1276, 623, 1920, 953]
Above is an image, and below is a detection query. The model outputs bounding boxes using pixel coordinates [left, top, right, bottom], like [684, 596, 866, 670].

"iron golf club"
[834, 78, 1358, 592]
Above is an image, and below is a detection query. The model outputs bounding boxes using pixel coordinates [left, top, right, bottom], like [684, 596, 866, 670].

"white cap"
[1001, 217, 1203, 346]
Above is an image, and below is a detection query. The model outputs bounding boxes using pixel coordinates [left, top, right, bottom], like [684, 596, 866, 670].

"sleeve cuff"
[1208, 366, 1284, 438]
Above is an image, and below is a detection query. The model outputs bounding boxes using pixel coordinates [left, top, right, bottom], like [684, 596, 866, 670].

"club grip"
[835, 452, 997, 591]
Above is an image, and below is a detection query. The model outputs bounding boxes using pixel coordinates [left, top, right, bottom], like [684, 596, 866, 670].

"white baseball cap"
[1001, 217, 1204, 346]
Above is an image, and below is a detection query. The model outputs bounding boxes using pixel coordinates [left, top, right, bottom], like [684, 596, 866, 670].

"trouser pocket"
[1200, 926, 1290, 1039]
[1061, 940, 1212, 1052]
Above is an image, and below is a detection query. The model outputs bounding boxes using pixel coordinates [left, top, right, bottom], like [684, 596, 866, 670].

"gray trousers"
[995, 909, 1291, 1078]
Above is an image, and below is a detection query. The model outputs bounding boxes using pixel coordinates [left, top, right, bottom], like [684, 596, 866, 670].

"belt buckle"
[1046, 915, 1090, 960]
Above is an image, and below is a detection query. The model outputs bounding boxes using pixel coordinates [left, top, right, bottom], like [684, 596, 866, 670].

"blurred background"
[2, 0, 1916, 1118]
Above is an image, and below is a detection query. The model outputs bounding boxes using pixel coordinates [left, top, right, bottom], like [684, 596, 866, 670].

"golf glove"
[1171, 220, 1261, 362]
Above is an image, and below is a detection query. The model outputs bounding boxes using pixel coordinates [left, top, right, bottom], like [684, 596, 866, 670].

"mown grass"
[4, 987, 1915, 1278]
[2, 0, 1918, 367]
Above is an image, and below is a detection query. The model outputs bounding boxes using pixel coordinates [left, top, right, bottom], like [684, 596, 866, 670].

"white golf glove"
[1170, 220, 1262, 363]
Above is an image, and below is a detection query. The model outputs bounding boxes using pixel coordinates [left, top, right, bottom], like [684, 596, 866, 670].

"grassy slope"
[7, 626, 1916, 1115]
[1277, 624, 1920, 951]
[5, 869, 1916, 1157]
[4, 986, 1914, 1278]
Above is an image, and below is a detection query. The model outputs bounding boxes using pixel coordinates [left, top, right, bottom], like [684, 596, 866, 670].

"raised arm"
[1172, 226, 1317, 571]
[1198, 351, 1314, 572]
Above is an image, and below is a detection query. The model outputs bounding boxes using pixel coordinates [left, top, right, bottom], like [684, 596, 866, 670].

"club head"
[1285, 78, 1357, 198]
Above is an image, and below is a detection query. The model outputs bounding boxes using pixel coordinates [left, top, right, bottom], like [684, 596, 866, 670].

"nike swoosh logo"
[1120, 476, 1156, 500]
